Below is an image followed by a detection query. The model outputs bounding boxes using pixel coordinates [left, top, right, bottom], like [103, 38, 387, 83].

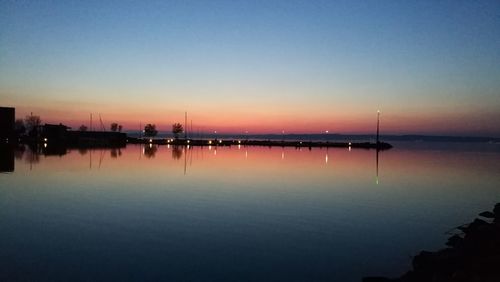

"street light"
[376, 110, 381, 145]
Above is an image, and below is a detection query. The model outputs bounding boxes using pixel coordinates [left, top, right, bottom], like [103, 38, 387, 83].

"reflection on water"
[1, 143, 500, 281]
[143, 144, 158, 158]
[171, 145, 183, 160]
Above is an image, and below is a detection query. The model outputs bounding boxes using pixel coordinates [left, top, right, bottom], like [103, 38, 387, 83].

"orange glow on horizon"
[5, 99, 500, 136]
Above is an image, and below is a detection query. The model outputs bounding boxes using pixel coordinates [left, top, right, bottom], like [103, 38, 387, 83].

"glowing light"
[208, 140, 212, 144]
[238, 144, 241, 149]
[44, 138, 48, 142]
[219, 140, 222, 144]
[187, 145, 190, 149]
[167, 144, 170, 149]
[187, 140, 190, 143]
[43, 143, 47, 148]
[149, 143, 152, 148]
[238, 140, 241, 144]
[167, 139, 170, 143]
[325, 130, 329, 133]
[208, 145, 212, 150]
[149, 139, 153, 143]
[348, 142, 352, 146]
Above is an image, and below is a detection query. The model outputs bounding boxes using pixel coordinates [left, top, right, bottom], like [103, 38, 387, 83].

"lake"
[1, 142, 499, 281]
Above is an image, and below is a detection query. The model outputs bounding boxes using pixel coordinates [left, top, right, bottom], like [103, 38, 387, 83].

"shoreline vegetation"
[364, 203, 500, 282]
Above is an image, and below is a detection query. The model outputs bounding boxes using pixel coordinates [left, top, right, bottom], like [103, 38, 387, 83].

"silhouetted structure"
[41, 123, 71, 143]
[0, 144, 14, 172]
[67, 131, 126, 146]
[38, 123, 126, 147]
[0, 107, 15, 142]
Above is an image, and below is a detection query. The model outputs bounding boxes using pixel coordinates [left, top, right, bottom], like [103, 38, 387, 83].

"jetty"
[126, 137, 393, 150]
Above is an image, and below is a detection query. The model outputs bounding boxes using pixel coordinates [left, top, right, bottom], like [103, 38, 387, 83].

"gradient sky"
[1, 0, 500, 136]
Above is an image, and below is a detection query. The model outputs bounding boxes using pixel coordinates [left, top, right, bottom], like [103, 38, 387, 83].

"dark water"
[1, 142, 499, 281]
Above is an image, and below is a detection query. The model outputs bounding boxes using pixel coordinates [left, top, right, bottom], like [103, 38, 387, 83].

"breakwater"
[126, 137, 393, 150]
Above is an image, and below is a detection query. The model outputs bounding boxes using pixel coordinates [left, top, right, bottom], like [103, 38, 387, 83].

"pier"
[126, 137, 393, 150]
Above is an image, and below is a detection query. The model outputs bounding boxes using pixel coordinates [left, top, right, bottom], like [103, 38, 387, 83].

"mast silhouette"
[184, 112, 188, 139]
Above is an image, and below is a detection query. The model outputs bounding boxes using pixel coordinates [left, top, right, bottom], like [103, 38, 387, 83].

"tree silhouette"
[79, 125, 88, 131]
[118, 125, 123, 132]
[172, 123, 183, 139]
[14, 119, 26, 136]
[144, 124, 158, 137]
[24, 115, 41, 137]
[110, 123, 119, 132]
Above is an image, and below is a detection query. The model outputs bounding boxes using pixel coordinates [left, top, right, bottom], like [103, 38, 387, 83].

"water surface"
[1, 143, 499, 281]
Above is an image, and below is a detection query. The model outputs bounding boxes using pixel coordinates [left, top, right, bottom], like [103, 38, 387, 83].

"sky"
[1, 0, 500, 136]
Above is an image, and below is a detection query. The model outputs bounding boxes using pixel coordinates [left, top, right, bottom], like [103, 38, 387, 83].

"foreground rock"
[364, 203, 500, 282]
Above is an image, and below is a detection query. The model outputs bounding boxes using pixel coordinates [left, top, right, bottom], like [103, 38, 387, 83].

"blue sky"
[1, 0, 500, 135]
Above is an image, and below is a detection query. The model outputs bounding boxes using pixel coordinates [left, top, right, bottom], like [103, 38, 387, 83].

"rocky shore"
[364, 203, 500, 282]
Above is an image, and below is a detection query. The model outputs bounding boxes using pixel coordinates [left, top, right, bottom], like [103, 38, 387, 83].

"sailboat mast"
[184, 112, 188, 139]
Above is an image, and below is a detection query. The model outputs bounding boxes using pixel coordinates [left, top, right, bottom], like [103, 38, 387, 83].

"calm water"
[1, 143, 500, 281]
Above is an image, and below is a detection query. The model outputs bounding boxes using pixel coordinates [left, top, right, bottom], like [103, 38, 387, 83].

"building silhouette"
[0, 107, 15, 142]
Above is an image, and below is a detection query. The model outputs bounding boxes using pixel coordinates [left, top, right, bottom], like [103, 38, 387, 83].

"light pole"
[376, 110, 380, 146]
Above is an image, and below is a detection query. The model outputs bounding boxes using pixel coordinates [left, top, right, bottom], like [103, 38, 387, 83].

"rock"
[365, 203, 500, 282]
[412, 251, 436, 271]
[362, 277, 393, 282]
[462, 218, 489, 234]
[479, 211, 495, 218]
[494, 203, 500, 219]
[446, 234, 463, 247]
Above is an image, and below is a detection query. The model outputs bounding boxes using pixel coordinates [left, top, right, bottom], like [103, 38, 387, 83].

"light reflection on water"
[1, 143, 500, 281]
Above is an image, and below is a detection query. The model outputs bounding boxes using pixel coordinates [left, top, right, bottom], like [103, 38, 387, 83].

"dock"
[126, 137, 393, 150]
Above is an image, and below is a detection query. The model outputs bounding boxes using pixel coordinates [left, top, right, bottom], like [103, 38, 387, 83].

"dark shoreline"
[364, 203, 500, 282]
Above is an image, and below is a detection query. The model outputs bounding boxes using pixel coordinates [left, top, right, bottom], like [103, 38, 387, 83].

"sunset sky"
[1, 1, 499, 136]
